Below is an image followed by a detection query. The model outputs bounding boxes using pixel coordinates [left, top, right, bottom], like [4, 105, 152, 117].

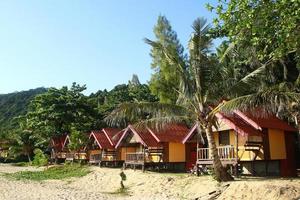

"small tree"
[32, 148, 48, 167]
[119, 170, 127, 191]
[68, 127, 88, 162]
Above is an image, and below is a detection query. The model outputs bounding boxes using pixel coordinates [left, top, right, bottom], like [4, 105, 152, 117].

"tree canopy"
[208, 0, 300, 63]
[148, 15, 186, 104]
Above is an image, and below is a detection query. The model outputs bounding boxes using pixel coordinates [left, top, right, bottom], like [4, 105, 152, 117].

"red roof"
[115, 124, 190, 148]
[90, 131, 114, 149]
[149, 124, 190, 143]
[50, 135, 69, 151]
[102, 128, 123, 145]
[116, 125, 160, 148]
[182, 110, 296, 143]
[236, 112, 297, 132]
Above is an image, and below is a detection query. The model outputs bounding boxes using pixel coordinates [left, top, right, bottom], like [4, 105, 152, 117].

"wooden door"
[185, 143, 197, 171]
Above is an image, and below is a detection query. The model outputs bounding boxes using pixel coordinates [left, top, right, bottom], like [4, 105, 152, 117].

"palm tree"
[106, 18, 300, 182]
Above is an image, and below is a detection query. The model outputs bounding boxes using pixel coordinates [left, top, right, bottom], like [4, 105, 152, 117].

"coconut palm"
[106, 17, 300, 182]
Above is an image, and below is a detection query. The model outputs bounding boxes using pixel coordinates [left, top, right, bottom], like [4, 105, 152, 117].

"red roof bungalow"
[183, 110, 297, 176]
[49, 134, 70, 160]
[115, 124, 190, 171]
[86, 128, 123, 166]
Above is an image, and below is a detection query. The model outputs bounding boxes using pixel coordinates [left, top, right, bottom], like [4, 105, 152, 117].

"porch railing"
[65, 152, 74, 161]
[197, 146, 236, 161]
[125, 152, 145, 163]
[74, 152, 87, 160]
[89, 154, 102, 163]
[102, 151, 117, 161]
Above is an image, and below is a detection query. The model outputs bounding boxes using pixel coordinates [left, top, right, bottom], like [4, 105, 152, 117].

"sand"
[0, 164, 299, 200]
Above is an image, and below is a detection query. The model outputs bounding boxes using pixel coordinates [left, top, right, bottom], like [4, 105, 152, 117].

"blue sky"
[0, 0, 219, 94]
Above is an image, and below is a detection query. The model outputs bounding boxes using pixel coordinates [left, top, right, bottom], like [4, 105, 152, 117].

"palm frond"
[133, 115, 194, 131]
[104, 102, 190, 128]
[224, 62, 269, 97]
[219, 84, 300, 116]
[188, 18, 213, 106]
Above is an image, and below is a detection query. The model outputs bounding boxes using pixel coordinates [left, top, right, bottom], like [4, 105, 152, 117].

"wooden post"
[235, 132, 239, 176]
[262, 128, 270, 176]
[100, 150, 104, 167]
[196, 133, 200, 176]
[143, 146, 146, 172]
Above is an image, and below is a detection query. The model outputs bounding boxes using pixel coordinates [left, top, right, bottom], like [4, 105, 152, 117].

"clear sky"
[0, 0, 219, 94]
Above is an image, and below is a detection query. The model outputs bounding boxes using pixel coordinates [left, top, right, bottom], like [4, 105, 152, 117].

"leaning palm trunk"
[206, 124, 233, 182]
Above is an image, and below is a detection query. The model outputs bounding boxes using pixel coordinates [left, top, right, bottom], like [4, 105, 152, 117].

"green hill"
[0, 88, 47, 137]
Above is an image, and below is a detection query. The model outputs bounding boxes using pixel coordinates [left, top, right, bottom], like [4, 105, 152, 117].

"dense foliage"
[206, 0, 300, 120]
[89, 75, 158, 116]
[207, 0, 300, 64]
[0, 88, 46, 138]
[25, 83, 97, 138]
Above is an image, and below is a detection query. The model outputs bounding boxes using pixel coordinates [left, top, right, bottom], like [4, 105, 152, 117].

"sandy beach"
[0, 164, 299, 200]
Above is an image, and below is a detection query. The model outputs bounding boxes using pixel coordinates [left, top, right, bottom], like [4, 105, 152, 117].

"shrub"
[32, 149, 48, 167]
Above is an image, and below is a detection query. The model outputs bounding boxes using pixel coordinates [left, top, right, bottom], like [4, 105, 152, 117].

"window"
[248, 135, 263, 143]
[219, 130, 230, 145]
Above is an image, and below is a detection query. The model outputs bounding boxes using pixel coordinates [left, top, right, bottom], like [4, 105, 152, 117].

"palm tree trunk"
[205, 124, 233, 182]
[26, 152, 32, 163]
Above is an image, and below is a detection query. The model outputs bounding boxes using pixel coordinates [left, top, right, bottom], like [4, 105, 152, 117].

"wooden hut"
[115, 124, 189, 171]
[49, 134, 70, 161]
[183, 111, 298, 176]
[86, 128, 123, 166]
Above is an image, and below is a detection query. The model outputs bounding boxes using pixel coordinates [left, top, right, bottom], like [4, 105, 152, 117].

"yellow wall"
[214, 130, 264, 161]
[229, 130, 235, 145]
[213, 128, 287, 161]
[168, 142, 185, 162]
[213, 132, 219, 146]
[268, 129, 286, 160]
[120, 147, 137, 160]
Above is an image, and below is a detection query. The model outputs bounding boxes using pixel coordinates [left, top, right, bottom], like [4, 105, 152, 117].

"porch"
[88, 150, 121, 166]
[123, 148, 164, 170]
[197, 145, 238, 165]
[64, 152, 87, 162]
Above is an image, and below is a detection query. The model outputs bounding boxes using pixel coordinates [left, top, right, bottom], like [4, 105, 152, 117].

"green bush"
[32, 149, 48, 167]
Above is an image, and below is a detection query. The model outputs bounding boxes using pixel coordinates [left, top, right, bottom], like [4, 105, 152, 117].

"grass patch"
[3, 164, 90, 181]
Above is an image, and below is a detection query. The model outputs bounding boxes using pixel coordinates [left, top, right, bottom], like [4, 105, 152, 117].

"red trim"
[182, 123, 198, 144]
[216, 113, 249, 136]
[146, 127, 161, 143]
[115, 127, 128, 149]
[90, 131, 103, 149]
[102, 129, 114, 146]
[63, 135, 70, 149]
[234, 110, 262, 130]
[128, 125, 147, 146]
[115, 125, 147, 148]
